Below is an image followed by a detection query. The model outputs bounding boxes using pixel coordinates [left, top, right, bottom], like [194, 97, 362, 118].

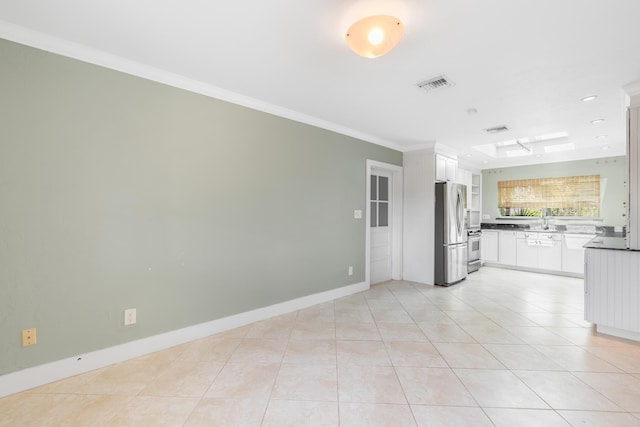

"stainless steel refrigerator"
[434, 182, 468, 286]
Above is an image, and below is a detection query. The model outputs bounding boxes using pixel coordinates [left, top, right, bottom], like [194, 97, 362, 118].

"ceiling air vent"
[485, 125, 509, 134]
[416, 75, 454, 92]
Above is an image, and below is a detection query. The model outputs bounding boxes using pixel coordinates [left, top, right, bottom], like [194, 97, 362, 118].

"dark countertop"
[583, 236, 629, 250]
[480, 222, 634, 250]
[481, 223, 624, 237]
[481, 223, 530, 230]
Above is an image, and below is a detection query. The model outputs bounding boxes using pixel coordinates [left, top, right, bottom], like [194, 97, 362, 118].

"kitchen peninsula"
[581, 82, 640, 342]
[584, 237, 640, 341]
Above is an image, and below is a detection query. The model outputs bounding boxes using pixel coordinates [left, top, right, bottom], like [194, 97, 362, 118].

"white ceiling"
[1, 0, 640, 169]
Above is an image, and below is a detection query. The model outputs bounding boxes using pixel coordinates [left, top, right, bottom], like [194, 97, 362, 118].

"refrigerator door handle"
[445, 242, 467, 248]
[456, 189, 463, 236]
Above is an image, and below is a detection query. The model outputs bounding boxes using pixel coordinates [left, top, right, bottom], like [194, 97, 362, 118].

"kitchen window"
[498, 175, 600, 217]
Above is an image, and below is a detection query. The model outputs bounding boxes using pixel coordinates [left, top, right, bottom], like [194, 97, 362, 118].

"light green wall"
[0, 39, 401, 374]
[481, 157, 626, 225]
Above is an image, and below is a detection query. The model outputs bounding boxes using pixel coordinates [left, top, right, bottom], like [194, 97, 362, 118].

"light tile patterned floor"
[2, 267, 640, 426]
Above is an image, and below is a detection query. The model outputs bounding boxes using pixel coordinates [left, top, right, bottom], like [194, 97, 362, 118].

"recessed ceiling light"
[590, 119, 605, 124]
[601, 146, 610, 150]
[535, 154, 542, 158]
[482, 160, 489, 164]
[465, 153, 472, 158]
[581, 95, 598, 102]
[466, 108, 478, 115]
[595, 134, 608, 139]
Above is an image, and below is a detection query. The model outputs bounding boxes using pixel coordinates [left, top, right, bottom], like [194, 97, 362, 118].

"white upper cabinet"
[435, 154, 447, 181]
[445, 156, 458, 181]
[435, 154, 458, 182]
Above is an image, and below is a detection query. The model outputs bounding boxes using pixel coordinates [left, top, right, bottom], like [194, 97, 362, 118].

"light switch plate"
[124, 308, 137, 325]
[354, 210, 363, 219]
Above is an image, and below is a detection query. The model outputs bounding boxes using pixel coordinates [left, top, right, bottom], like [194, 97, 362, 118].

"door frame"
[366, 160, 403, 286]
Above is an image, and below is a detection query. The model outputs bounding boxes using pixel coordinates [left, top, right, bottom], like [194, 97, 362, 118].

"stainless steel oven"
[468, 229, 481, 273]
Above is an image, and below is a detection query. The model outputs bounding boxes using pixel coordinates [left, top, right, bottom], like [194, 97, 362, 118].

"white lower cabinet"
[562, 234, 596, 274]
[538, 238, 562, 271]
[516, 233, 538, 269]
[481, 230, 499, 262]
[484, 228, 588, 276]
[515, 232, 562, 270]
[498, 230, 517, 265]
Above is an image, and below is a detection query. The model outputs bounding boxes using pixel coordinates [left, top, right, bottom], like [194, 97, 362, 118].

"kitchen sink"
[528, 225, 557, 232]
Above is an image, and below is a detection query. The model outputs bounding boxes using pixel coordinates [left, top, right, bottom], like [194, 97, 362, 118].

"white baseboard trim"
[481, 263, 583, 278]
[597, 325, 640, 343]
[0, 280, 368, 398]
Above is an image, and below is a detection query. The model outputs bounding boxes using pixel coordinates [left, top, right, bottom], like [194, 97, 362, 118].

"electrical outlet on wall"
[348, 266, 353, 276]
[124, 308, 137, 325]
[22, 328, 37, 347]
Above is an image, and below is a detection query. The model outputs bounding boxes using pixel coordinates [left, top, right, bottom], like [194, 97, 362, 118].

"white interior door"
[370, 170, 392, 284]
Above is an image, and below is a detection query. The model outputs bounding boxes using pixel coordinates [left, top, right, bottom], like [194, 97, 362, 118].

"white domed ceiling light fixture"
[345, 15, 404, 58]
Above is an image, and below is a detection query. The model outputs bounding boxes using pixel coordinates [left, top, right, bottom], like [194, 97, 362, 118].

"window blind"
[498, 175, 600, 209]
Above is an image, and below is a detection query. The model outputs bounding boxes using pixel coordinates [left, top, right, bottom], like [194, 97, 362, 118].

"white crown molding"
[623, 80, 640, 97]
[0, 280, 369, 398]
[0, 20, 405, 153]
[402, 141, 437, 152]
[624, 80, 640, 108]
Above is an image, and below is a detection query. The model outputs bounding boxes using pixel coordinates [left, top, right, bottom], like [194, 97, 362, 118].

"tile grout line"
[385, 285, 420, 426]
